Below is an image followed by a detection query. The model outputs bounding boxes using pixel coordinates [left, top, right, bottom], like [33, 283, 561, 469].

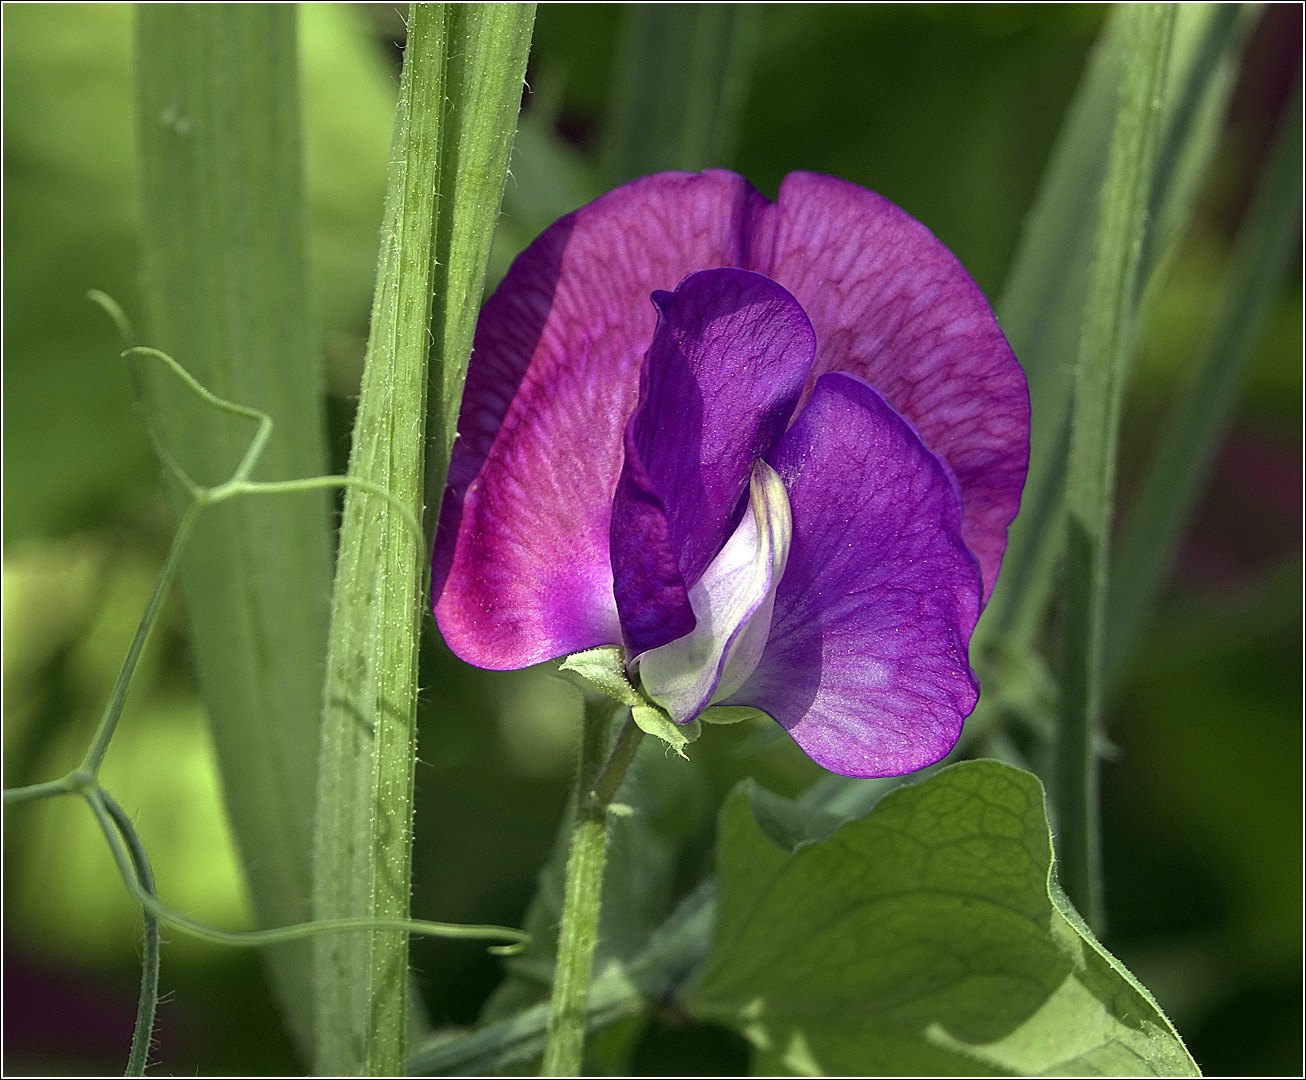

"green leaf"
[746, 782, 843, 854]
[133, 5, 331, 1052]
[688, 761, 1199, 1076]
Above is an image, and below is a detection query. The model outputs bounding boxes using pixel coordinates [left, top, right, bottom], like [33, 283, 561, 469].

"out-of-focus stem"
[1055, 3, 1174, 931]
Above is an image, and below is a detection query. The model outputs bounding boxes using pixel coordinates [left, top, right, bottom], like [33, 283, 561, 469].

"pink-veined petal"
[760, 172, 1029, 604]
[434, 169, 1026, 670]
[434, 172, 771, 668]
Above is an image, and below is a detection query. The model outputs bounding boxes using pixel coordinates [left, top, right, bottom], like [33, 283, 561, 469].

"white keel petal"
[637, 461, 792, 723]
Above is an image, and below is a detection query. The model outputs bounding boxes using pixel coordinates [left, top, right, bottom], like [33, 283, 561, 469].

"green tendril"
[87, 288, 139, 347]
[124, 345, 273, 488]
[3, 312, 524, 1077]
[99, 790, 161, 1078]
[84, 785, 526, 951]
[3, 777, 77, 805]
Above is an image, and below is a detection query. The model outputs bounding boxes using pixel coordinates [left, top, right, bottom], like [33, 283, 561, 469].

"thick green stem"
[541, 707, 644, 1075]
[311, 8, 448, 1073]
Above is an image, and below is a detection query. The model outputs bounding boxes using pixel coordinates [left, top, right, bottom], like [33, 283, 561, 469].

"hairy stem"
[541, 707, 644, 1075]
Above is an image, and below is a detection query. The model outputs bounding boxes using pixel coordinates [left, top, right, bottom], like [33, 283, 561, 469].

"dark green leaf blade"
[688, 761, 1199, 1076]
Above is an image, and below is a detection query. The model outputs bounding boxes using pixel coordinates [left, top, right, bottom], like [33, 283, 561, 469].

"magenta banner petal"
[434, 164, 1027, 761]
[611, 269, 815, 653]
[725, 372, 982, 778]
[434, 172, 771, 668]
[760, 172, 1029, 604]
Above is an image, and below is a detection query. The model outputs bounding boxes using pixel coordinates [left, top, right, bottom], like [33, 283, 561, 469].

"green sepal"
[556, 646, 706, 757]
[555, 646, 644, 706]
[631, 702, 700, 759]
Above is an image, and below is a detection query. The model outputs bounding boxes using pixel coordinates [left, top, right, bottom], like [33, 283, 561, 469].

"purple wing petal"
[611, 269, 815, 654]
[608, 440, 697, 657]
[759, 172, 1030, 605]
[726, 372, 982, 778]
[434, 172, 772, 669]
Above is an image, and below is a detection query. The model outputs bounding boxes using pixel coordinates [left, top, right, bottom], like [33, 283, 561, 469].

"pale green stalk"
[1056, 4, 1174, 930]
[133, 5, 330, 1051]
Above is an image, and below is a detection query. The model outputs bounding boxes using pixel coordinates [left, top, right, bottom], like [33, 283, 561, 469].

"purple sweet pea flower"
[432, 170, 1029, 778]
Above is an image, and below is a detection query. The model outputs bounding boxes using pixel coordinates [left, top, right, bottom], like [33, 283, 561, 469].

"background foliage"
[3, 4, 1300, 1074]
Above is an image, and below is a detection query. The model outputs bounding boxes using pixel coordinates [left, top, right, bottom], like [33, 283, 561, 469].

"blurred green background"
[3, 4, 1299, 1075]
